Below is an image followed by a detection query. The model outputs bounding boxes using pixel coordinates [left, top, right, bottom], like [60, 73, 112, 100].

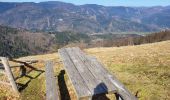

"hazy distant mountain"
[0, 1, 170, 33]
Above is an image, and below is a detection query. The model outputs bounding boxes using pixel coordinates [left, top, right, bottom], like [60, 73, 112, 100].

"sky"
[0, 0, 170, 7]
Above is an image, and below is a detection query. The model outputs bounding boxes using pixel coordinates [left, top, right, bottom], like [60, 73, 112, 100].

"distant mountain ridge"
[0, 1, 170, 33]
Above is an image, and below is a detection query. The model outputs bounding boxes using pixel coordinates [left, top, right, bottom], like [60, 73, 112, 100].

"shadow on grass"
[58, 70, 71, 100]
[17, 79, 31, 92]
[9, 59, 44, 92]
[16, 70, 44, 92]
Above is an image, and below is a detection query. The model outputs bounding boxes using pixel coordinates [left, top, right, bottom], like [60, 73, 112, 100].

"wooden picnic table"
[58, 47, 137, 100]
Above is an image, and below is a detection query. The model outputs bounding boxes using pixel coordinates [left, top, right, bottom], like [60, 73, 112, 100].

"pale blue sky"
[0, 0, 170, 7]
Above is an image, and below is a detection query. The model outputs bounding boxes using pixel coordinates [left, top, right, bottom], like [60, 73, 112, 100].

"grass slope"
[86, 40, 170, 100]
[0, 40, 170, 100]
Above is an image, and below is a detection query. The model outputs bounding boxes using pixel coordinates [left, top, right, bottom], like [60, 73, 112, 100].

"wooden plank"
[59, 47, 137, 100]
[0, 57, 19, 93]
[45, 61, 59, 100]
[66, 48, 105, 95]
[58, 49, 91, 99]
[72, 47, 117, 94]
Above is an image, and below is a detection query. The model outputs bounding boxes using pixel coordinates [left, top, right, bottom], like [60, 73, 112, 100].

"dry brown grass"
[0, 40, 170, 100]
[86, 40, 170, 100]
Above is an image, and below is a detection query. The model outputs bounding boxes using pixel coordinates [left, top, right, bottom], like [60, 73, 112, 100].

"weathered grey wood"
[72, 47, 117, 94]
[66, 48, 105, 94]
[0, 57, 19, 93]
[59, 48, 112, 99]
[59, 48, 116, 99]
[59, 47, 137, 100]
[45, 61, 59, 100]
[0, 81, 11, 85]
[58, 49, 91, 99]
[74, 47, 137, 100]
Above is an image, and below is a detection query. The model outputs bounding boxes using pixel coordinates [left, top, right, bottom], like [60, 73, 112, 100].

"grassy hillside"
[86, 40, 170, 100]
[0, 40, 169, 100]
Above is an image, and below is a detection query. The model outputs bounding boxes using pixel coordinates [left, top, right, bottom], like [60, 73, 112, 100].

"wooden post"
[0, 57, 19, 93]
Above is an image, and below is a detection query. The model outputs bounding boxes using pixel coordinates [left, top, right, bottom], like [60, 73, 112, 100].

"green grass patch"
[19, 75, 46, 100]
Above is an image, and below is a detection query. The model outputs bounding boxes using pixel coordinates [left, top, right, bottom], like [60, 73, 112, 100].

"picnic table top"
[58, 47, 137, 100]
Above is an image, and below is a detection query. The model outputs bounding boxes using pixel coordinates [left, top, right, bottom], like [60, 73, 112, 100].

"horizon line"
[0, 1, 170, 7]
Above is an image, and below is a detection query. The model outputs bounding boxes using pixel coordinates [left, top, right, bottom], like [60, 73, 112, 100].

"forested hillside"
[0, 25, 170, 58]
[0, 25, 54, 58]
[96, 30, 170, 47]
[0, 26, 91, 57]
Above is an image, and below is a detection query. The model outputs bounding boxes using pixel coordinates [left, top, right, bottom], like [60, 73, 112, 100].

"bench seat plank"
[45, 61, 59, 100]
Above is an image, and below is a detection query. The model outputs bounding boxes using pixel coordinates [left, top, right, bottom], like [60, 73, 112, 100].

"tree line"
[0, 25, 170, 58]
[98, 30, 170, 47]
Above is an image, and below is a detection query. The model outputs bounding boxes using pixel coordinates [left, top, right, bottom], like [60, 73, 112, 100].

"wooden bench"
[58, 47, 137, 100]
[45, 61, 59, 100]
